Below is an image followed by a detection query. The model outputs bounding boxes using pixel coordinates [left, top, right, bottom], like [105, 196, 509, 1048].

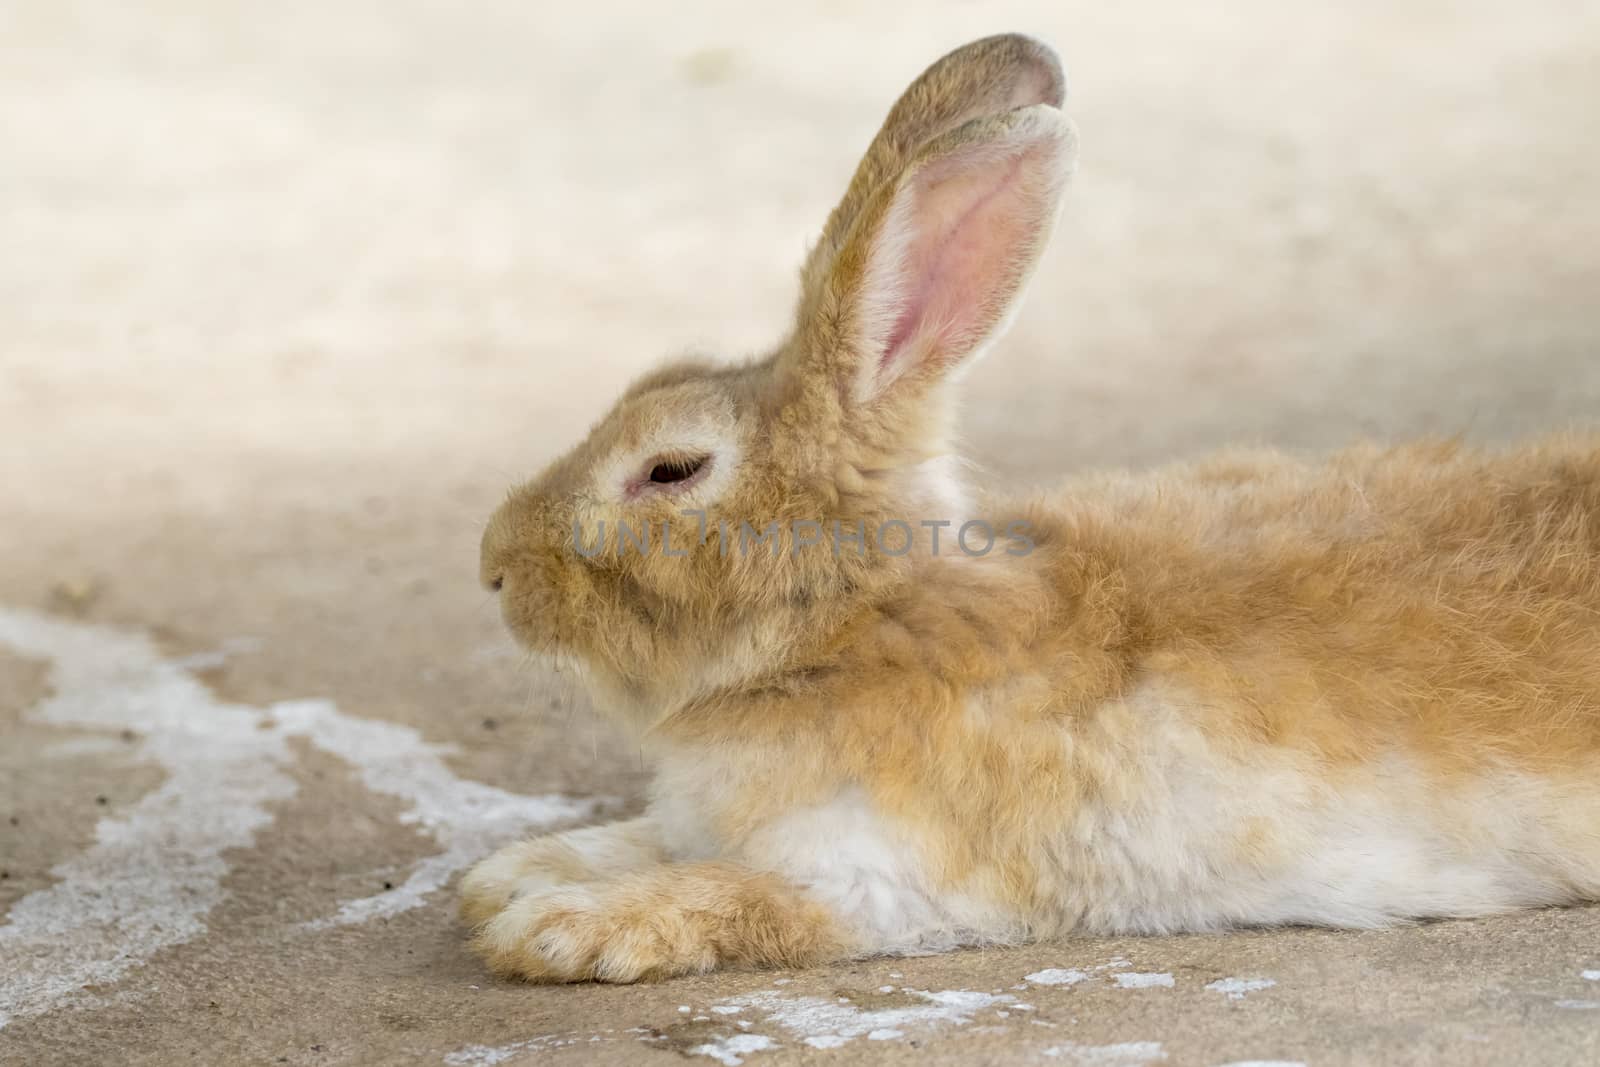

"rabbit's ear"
[801, 34, 1065, 292]
[797, 104, 1075, 409]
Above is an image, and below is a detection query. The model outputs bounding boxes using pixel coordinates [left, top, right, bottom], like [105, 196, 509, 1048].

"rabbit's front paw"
[468, 862, 847, 983]
[459, 818, 665, 927]
[471, 883, 712, 983]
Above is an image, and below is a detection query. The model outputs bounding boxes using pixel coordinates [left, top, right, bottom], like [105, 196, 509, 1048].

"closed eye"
[647, 455, 708, 486]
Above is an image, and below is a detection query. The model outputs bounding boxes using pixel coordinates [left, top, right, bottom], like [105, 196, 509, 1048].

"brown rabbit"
[461, 33, 1600, 983]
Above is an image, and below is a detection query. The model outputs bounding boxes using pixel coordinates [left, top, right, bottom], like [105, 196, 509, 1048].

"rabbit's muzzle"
[480, 494, 581, 655]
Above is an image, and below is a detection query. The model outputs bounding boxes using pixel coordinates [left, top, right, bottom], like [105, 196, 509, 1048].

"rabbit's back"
[1032, 434, 1600, 771]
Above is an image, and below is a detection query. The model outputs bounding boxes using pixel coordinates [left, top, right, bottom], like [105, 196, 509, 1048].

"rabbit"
[461, 32, 1600, 983]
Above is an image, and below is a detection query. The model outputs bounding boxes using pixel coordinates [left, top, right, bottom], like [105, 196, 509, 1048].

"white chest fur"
[649, 756, 1012, 953]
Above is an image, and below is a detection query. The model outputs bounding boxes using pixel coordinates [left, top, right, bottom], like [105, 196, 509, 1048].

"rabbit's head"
[481, 34, 1076, 723]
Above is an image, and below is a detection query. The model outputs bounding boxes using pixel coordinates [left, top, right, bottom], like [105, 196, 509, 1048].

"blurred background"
[3, 3, 1600, 1062]
[8, 1, 1600, 516]
[6, 0, 1600, 801]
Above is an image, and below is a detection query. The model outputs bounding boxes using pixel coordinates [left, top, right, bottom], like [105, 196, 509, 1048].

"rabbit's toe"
[459, 843, 544, 926]
[470, 884, 715, 984]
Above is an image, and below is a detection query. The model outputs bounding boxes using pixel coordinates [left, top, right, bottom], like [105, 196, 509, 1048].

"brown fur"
[653, 437, 1600, 911]
[464, 33, 1600, 982]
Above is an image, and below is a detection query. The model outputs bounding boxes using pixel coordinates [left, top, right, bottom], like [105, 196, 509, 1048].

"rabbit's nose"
[479, 510, 514, 592]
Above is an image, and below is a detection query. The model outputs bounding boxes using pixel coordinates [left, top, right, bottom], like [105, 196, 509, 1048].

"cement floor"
[3, 2, 1599, 1064]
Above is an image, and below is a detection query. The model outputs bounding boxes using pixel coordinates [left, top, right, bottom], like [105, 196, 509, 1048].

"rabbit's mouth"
[488, 545, 562, 643]
[497, 577, 568, 658]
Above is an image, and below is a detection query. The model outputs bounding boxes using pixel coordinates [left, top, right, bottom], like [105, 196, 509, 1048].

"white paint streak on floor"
[0, 608, 596, 1028]
[447, 986, 1019, 1066]
[444, 1029, 629, 1066]
[687, 1033, 775, 1066]
[1582, 970, 1600, 981]
[1205, 977, 1278, 1000]
[1026, 957, 1135, 989]
[720, 987, 1015, 1053]
[1113, 972, 1175, 990]
[1026, 968, 1094, 986]
[1043, 1040, 1167, 1065]
[0, 609, 298, 1030]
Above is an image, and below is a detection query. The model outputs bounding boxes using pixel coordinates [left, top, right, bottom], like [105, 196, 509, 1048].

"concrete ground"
[3, 1, 1599, 1064]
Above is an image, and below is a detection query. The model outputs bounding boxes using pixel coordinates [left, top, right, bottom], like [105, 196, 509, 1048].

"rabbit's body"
[460, 35, 1600, 982]
[648, 438, 1600, 956]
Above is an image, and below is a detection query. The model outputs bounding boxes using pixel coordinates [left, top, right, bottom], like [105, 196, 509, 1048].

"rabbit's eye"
[648, 455, 707, 485]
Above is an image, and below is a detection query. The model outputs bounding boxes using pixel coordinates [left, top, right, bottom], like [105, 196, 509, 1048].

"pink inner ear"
[878, 145, 1040, 376]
